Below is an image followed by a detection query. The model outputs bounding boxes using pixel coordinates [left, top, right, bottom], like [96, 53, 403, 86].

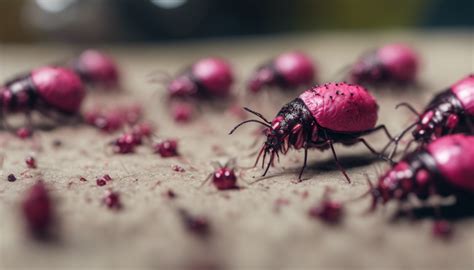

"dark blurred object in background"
[0, 0, 472, 43]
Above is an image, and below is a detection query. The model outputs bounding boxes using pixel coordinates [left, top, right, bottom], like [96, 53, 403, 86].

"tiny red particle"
[25, 156, 37, 169]
[21, 181, 53, 238]
[432, 220, 452, 239]
[172, 165, 185, 172]
[96, 178, 107, 186]
[165, 189, 177, 199]
[7, 174, 17, 182]
[172, 102, 194, 123]
[179, 209, 210, 236]
[16, 127, 32, 139]
[79, 177, 88, 182]
[102, 174, 112, 181]
[102, 189, 122, 210]
[154, 139, 179, 157]
[308, 200, 344, 224]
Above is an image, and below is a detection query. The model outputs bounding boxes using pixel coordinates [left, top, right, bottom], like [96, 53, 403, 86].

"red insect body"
[168, 57, 233, 99]
[72, 49, 119, 89]
[350, 43, 419, 85]
[1, 67, 85, 120]
[102, 189, 122, 210]
[22, 181, 54, 237]
[25, 156, 37, 169]
[248, 51, 316, 93]
[212, 167, 237, 190]
[154, 139, 179, 157]
[370, 134, 474, 209]
[112, 133, 137, 154]
[387, 74, 474, 156]
[230, 82, 392, 181]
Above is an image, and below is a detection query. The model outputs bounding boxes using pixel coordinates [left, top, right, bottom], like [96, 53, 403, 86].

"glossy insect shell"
[273, 51, 315, 87]
[427, 134, 474, 192]
[377, 43, 419, 82]
[191, 57, 233, 97]
[32, 67, 85, 114]
[77, 49, 119, 87]
[299, 83, 378, 132]
[450, 74, 474, 115]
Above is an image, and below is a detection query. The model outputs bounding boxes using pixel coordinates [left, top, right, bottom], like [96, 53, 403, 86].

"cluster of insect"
[2, 43, 472, 239]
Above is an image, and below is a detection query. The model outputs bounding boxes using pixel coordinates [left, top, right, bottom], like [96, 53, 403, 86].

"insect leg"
[327, 140, 351, 183]
[297, 145, 309, 182]
[355, 138, 393, 163]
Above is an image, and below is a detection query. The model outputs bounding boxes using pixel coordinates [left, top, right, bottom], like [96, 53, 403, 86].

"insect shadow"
[308, 153, 381, 172]
[391, 196, 474, 222]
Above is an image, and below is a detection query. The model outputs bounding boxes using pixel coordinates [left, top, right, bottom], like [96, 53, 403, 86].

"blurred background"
[0, 0, 472, 44]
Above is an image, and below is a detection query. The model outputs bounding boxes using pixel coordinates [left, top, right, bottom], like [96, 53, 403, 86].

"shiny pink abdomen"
[31, 67, 85, 114]
[377, 43, 419, 82]
[274, 51, 315, 87]
[191, 57, 233, 97]
[299, 83, 378, 132]
[78, 49, 119, 88]
[450, 74, 474, 115]
[427, 134, 474, 192]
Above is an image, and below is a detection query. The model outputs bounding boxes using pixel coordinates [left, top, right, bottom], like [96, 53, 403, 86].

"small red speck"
[25, 156, 37, 169]
[102, 189, 122, 210]
[96, 178, 107, 186]
[165, 189, 177, 199]
[102, 174, 112, 181]
[7, 174, 17, 182]
[154, 139, 179, 157]
[172, 102, 194, 123]
[172, 165, 185, 172]
[432, 220, 452, 239]
[79, 177, 88, 182]
[273, 198, 290, 213]
[179, 209, 210, 236]
[16, 127, 32, 139]
[308, 200, 344, 224]
[22, 181, 53, 238]
[301, 190, 309, 199]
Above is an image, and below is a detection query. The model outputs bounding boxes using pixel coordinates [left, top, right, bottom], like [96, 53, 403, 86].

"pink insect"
[0, 66, 86, 127]
[349, 43, 419, 85]
[366, 134, 474, 211]
[201, 159, 239, 190]
[384, 74, 474, 157]
[248, 51, 316, 93]
[230, 82, 393, 182]
[70, 49, 120, 89]
[164, 57, 234, 99]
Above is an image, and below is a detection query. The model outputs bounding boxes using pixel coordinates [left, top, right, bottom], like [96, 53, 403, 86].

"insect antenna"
[229, 119, 271, 135]
[242, 107, 271, 123]
[395, 102, 420, 117]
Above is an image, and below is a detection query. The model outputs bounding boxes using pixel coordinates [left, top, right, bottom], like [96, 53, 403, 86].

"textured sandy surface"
[0, 32, 473, 270]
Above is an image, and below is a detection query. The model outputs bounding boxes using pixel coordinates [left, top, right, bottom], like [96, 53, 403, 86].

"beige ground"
[0, 31, 473, 270]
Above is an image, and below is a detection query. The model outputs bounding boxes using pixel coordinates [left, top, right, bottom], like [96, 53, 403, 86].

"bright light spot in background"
[35, 0, 76, 13]
[150, 0, 187, 9]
